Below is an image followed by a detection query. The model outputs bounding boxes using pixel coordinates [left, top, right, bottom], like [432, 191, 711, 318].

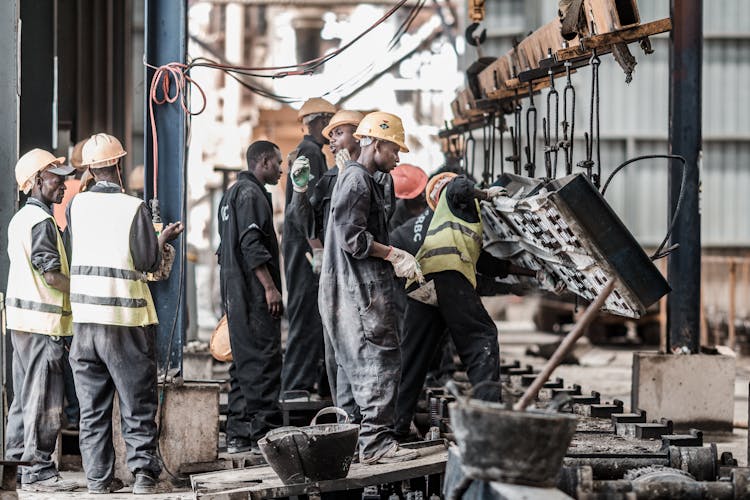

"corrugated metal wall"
[462, 0, 750, 246]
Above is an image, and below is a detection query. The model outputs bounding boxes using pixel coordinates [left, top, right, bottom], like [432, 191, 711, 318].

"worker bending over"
[318, 111, 421, 464]
[66, 133, 183, 494]
[281, 98, 336, 399]
[5, 149, 77, 492]
[217, 141, 285, 454]
[394, 173, 540, 438]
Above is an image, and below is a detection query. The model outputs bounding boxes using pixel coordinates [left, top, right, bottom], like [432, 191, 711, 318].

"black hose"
[600, 154, 688, 261]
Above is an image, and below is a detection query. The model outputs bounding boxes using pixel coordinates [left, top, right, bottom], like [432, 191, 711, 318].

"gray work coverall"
[65, 182, 162, 489]
[5, 198, 68, 484]
[318, 161, 401, 462]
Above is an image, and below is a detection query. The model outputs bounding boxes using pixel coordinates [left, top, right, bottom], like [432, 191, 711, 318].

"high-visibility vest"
[69, 191, 158, 327]
[410, 190, 483, 288]
[5, 204, 72, 336]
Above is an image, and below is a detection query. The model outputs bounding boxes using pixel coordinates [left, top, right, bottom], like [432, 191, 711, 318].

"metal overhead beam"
[144, 0, 187, 376]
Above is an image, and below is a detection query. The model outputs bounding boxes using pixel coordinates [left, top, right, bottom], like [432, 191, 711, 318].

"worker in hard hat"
[65, 133, 183, 495]
[4, 149, 78, 493]
[393, 173, 548, 440]
[280, 97, 336, 400]
[388, 164, 428, 231]
[217, 140, 285, 455]
[317, 111, 421, 465]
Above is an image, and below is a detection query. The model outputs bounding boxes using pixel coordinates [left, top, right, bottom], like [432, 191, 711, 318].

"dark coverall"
[218, 171, 283, 443]
[5, 198, 68, 484]
[281, 135, 327, 395]
[65, 182, 162, 489]
[394, 178, 507, 437]
[318, 161, 401, 462]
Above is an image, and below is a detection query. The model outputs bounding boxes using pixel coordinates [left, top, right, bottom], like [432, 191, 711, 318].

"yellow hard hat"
[15, 148, 71, 194]
[354, 111, 410, 153]
[322, 109, 364, 138]
[425, 172, 458, 211]
[82, 133, 127, 168]
[298, 97, 336, 122]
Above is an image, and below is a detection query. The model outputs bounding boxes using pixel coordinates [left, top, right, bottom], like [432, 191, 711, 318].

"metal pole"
[667, 0, 702, 354]
[0, 0, 20, 454]
[144, 0, 187, 376]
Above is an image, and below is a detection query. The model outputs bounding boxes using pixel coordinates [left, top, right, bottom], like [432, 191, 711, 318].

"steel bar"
[667, 0, 702, 353]
[515, 278, 616, 410]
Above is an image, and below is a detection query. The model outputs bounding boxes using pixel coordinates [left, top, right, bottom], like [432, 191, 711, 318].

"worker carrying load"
[5, 149, 78, 493]
[317, 111, 420, 465]
[393, 173, 552, 440]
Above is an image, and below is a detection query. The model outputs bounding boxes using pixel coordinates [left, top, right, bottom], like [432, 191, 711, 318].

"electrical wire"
[600, 154, 688, 261]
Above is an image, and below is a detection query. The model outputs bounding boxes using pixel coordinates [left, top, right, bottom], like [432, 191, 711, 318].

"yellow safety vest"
[5, 204, 72, 336]
[69, 191, 158, 327]
[410, 191, 483, 288]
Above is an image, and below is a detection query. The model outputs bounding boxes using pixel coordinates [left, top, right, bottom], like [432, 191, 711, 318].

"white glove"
[290, 156, 311, 192]
[311, 247, 324, 275]
[484, 186, 508, 199]
[335, 149, 351, 171]
[385, 246, 424, 282]
[536, 270, 566, 295]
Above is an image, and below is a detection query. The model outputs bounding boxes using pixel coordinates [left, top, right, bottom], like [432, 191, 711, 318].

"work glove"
[335, 149, 351, 172]
[291, 155, 311, 192]
[484, 186, 508, 200]
[536, 270, 566, 295]
[310, 247, 324, 275]
[385, 246, 424, 283]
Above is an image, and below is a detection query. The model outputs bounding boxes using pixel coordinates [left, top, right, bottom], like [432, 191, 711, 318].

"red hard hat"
[391, 164, 427, 200]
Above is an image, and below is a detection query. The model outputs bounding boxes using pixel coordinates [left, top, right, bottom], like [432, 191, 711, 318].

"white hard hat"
[82, 133, 127, 168]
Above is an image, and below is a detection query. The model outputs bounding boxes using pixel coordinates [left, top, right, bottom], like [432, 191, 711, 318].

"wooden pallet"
[191, 443, 447, 499]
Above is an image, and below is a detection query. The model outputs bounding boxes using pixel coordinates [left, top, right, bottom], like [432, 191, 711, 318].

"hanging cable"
[543, 69, 560, 179]
[578, 51, 601, 186]
[560, 61, 576, 175]
[524, 81, 537, 178]
[497, 114, 505, 176]
[600, 154, 688, 261]
[481, 115, 492, 187]
[464, 129, 477, 179]
[489, 112, 497, 183]
[508, 91, 522, 175]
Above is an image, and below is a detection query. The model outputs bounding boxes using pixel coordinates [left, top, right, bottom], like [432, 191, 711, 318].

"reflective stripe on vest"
[69, 192, 158, 327]
[411, 192, 482, 288]
[5, 204, 72, 336]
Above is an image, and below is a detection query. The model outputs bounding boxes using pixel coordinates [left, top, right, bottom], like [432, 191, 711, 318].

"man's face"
[37, 169, 67, 205]
[262, 148, 283, 185]
[310, 115, 332, 144]
[374, 140, 400, 173]
[329, 124, 357, 155]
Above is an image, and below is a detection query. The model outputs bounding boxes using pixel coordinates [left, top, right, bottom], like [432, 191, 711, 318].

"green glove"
[291, 155, 311, 192]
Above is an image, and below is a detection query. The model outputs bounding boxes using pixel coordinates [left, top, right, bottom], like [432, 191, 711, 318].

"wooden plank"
[192, 444, 448, 499]
[556, 18, 672, 62]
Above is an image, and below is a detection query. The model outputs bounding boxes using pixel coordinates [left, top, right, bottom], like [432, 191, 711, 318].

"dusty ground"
[17, 298, 750, 498]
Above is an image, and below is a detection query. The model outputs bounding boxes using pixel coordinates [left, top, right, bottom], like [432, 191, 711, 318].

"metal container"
[448, 383, 578, 487]
[258, 407, 359, 485]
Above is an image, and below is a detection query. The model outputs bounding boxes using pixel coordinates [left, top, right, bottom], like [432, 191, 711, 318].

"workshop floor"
[17, 304, 750, 498]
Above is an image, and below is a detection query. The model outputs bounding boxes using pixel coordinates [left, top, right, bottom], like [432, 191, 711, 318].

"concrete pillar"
[292, 8, 325, 68]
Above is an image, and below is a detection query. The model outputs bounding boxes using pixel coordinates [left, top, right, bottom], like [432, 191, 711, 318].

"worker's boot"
[132, 470, 158, 495]
[362, 443, 418, 465]
[89, 477, 124, 494]
[21, 475, 79, 492]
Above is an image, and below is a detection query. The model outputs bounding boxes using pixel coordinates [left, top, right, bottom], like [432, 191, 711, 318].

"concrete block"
[113, 382, 220, 483]
[183, 351, 214, 380]
[632, 352, 735, 432]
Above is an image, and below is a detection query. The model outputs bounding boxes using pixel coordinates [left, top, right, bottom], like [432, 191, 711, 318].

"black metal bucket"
[258, 407, 359, 484]
[447, 381, 578, 487]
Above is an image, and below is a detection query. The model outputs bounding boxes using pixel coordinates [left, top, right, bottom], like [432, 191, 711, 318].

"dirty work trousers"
[395, 271, 501, 436]
[225, 294, 283, 443]
[5, 331, 65, 484]
[319, 277, 401, 461]
[69, 324, 160, 490]
[281, 234, 326, 396]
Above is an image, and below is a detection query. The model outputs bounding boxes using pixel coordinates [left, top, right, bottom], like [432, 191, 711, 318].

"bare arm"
[369, 241, 392, 259]
[254, 264, 283, 319]
[43, 271, 70, 294]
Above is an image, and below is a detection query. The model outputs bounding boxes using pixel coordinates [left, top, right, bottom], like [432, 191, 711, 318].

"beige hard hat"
[322, 109, 364, 138]
[15, 148, 72, 194]
[425, 172, 458, 211]
[354, 111, 410, 153]
[82, 133, 127, 168]
[298, 97, 336, 122]
[209, 315, 233, 362]
[69, 139, 87, 169]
